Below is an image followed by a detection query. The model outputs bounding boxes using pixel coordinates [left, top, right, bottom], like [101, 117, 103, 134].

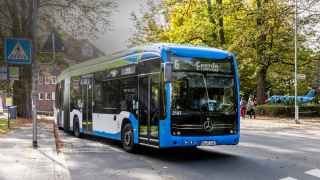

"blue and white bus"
[55, 44, 240, 152]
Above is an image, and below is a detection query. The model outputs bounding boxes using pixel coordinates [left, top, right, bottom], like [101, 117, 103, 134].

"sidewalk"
[0, 120, 70, 180]
[241, 116, 320, 139]
[241, 116, 320, 128]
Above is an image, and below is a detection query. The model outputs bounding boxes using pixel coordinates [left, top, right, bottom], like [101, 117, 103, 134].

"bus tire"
[122, 123, 135, 152]
[73, 117, 81, 138]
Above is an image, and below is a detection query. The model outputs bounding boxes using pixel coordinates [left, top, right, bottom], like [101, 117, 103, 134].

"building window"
[52, 77, 57, 84]
[39, 93, 45, 100]
[46, 92, 52, 100]
[45, 76, 57, 85]
[38, 76, 44, 85]
[52, 92, 55, 100]
[45, 76, 50, 84]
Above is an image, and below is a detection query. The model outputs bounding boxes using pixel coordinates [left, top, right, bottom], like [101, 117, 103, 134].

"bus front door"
[138, 74, 159, 146]
[81, 76, 93, 133]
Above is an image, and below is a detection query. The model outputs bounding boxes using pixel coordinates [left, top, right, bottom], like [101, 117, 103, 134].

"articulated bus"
[55, 44, 240, 152]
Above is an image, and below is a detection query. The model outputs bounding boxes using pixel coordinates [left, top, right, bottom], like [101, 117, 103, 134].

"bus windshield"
[171, 56, 235, 114]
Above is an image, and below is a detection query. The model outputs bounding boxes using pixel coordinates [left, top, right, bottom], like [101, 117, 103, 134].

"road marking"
[279, 177, 298, 180]
[305, 169, 320, 178]
[239, 142, 299, 154]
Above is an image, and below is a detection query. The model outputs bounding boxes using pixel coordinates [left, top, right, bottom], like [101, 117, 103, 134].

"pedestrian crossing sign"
[4, 38, 32, 64]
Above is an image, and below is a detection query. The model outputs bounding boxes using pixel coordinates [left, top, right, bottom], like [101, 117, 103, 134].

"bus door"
[138, 74, 160, 146]
[81, 76, 93, 133]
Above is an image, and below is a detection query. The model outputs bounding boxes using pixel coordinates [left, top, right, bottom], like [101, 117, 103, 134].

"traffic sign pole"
[32, 0, 39, 148]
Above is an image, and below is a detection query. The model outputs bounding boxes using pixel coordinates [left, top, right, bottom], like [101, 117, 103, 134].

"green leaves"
[130, 0, 319, 99]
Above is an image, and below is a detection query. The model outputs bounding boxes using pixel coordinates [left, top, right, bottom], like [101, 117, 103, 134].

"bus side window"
[103, 80, 121, 114]
[151, 74, 160, 122]
[93, 81, 103, 113]
[138, 58, 161, 74]
[70, 76, 81, 111]
[119, 77, 138, 117]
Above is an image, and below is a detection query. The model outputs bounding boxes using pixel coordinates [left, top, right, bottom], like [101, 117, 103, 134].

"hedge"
[256, 104, 320, 117]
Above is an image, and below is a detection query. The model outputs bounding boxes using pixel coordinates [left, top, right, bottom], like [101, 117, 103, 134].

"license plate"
[200, 140, 216, 146]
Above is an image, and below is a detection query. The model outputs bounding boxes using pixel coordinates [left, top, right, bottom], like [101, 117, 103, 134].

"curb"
[52, 122, 71, 180]
[53, 122, 64, 153]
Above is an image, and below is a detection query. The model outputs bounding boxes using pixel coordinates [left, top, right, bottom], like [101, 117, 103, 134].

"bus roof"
[57, 43, 233, 81]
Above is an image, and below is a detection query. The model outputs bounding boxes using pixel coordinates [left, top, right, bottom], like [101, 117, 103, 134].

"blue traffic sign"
[4, 38, 32, 64]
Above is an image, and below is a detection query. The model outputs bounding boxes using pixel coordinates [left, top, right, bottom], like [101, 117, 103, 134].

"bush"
[256, 104, 320, 117]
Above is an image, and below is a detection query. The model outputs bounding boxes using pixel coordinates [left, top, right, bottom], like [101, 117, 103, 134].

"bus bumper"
[159, 134, 240, 148]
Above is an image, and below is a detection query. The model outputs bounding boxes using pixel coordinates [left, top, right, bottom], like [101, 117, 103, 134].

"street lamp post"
[294, 0, 300, 124]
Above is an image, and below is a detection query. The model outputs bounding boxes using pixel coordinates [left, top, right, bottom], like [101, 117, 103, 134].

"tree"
[130, 0, 320, 104]
[0, 0, 116, 117]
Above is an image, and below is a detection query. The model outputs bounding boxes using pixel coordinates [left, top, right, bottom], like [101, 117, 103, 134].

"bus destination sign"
[173, 57, 231, 73]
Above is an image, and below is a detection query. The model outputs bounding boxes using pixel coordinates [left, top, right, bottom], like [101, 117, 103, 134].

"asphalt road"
[60, 120, 320, 180]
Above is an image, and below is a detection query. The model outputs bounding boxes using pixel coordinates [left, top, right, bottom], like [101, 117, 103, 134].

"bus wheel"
[73, 118, 81, 138]
[122, 123, 135, 152]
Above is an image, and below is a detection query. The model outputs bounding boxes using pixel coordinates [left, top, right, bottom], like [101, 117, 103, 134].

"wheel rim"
[124, 130, 132, 146]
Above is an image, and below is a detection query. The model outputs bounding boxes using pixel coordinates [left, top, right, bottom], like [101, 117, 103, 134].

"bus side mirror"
[164, 62, 172, 82]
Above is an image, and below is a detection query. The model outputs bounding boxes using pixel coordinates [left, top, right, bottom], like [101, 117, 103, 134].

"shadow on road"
[137, 146, 239, 162]
[73, 133, 239, 163]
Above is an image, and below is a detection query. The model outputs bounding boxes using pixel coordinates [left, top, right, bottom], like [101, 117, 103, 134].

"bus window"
[104, 80, 121, 114]
[119, 77, 138, 116]
[93, 72, 104, 113]
[70, 76, 81, 111]
[138, 58, 161, 74]
[150, 74, 160, 138]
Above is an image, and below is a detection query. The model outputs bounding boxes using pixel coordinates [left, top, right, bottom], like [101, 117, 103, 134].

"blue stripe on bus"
[160, 46, 170, 63]
[93, 130, 121, 140]
[78, 114, 138, 144]
[128, 113, 139, 144]
[162, 135, 239, 148]
[168, 46, 230, 60]
[233, 55, 241, 136]
[79, 128, 121, 140]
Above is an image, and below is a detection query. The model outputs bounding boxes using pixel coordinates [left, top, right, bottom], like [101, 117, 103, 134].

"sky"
[93, 0, 141, 55]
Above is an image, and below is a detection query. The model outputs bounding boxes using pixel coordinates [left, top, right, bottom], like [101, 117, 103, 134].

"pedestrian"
[247, 97, 256, 119]
[240, 97, 247, 119]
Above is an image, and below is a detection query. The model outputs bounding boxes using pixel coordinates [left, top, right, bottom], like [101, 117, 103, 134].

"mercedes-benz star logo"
[203, 120, 213, 131]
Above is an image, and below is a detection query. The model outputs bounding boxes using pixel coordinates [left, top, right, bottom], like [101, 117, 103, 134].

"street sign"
[297, 73, 306, 80]
[8, 67, 19, 80]
[0, 66, 8, 80]
[4, 38, 32, 64]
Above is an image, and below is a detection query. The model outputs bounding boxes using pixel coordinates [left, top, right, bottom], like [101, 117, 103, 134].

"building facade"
[36, 68, 59, 115]
[36, 30, 104, 115]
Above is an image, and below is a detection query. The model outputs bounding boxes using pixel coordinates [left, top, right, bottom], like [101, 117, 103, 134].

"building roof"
[41, 30, 64, 53]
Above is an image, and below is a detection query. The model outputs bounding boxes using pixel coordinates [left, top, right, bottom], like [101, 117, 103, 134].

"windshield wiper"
[201, 74, 209, 102]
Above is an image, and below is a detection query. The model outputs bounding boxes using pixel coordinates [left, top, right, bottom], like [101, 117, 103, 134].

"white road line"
[305, 169, 320, 178]
[279, 177, 298, 180]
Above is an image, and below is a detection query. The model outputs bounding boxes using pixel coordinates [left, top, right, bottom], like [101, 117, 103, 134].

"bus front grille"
[171, 114, 236, 136]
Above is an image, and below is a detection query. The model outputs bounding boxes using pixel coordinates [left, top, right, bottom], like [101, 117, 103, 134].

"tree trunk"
[256, 0, 267, 105]
[13, 65, 32, 118]
[5, 0, 34, 118]
[216, 0, 225, 47]
[206, 0, 217, 45]
[207, 0, 214, 24]
[256, 67, 267, 104]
